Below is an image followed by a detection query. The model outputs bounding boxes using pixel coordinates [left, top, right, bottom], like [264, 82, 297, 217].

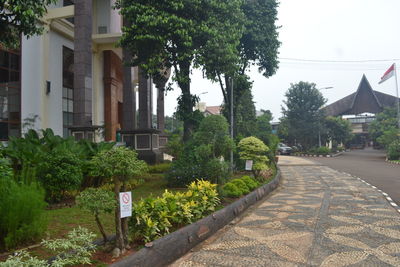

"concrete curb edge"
[110, 170, 281, 267]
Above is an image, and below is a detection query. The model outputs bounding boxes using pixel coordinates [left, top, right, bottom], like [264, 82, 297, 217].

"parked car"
[278, 143, 293, 155]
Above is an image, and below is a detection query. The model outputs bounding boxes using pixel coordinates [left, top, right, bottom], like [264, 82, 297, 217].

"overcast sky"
[162, 0, 400, 121]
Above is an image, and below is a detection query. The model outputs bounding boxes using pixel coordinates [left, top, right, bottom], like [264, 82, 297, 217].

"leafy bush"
[100, 178, 145, 192]
[148, 163, 171, 173]
[238, 137, 269, 181]
[42, 227, 97, 266]
[166, 149, 229, 187]
[0, 178, 47, 250]
[388, 140, 400, 160]
[0, 227, 96, 267]
[230, 179, 250, 195]
[0, 158, 13, 180]
[0, 250, 48, 267]
[130, 180, 220, 243]
[76, 188, 117, 242]
[37, 151, 83, 203]
[240, 176, 259, 191]
[166, 115, 233, 187]
[222, 182, 242, 198]
[316, 146, 331, 155]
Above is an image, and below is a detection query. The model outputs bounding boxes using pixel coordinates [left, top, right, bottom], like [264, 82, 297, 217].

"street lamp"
[317, 86, 334, 147]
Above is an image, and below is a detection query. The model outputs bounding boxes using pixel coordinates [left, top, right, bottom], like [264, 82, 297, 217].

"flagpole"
[395, 63, 400, 129]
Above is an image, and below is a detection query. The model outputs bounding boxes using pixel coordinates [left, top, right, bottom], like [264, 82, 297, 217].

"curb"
[110, 171, 281, 267]
[295, 152, 343, 158]
[385, 158, 400, 165]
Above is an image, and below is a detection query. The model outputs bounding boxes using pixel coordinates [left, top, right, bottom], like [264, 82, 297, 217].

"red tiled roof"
[205, 106, 222, 115]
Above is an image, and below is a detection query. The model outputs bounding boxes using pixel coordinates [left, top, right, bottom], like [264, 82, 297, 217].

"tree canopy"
[281, 81, 326, 148]
[0, 0, 57, 48]
[369, 107, 400, 148]
[117, 0, 244, 141]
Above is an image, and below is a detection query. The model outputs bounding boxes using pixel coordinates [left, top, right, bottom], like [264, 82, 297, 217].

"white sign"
[245, 160, 253, 171]
[119, 192, 132, 218]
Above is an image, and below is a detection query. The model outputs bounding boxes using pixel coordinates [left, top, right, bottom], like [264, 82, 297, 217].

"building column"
[73, 0, 92, 127]
[122, 48, 136, 131]
[156, 88, 165, 132]
[138, 67, 153, 129]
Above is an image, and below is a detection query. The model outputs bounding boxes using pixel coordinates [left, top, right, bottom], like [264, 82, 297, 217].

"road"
[172, 156, 400, 266]
[310, 148, 400, 204]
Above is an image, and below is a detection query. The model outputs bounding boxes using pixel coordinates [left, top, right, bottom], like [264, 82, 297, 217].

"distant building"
[322, 75, 400, 148]
[196, 102, 222, 116]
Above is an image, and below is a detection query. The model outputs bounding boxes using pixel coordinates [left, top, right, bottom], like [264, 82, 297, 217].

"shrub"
[222, 183, 242, 198]
[230, 179, 250, 195]
[0, 178, 47, 250]
[37, 151, 83, 203]
[0, 250, 48, 267]
[76, 188, 117, 242]
[240, 176, 259, 191]
[130, 180, 220, 243]
[0, 227, 96, 267]
[42, 227, 97, 266]
[316, 146, 331, 155]
[238, 137, 270, 181]
[388, 140, 400, 160]
[90, 147, 148, 250]
[148, 163, 171, 173]
[0, 158, 13, 180]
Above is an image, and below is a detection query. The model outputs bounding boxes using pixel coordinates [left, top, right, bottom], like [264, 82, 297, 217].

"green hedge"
[222, 176, 260, 198]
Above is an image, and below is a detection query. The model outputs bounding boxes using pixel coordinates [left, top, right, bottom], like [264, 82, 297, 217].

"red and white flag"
[379, 63, 395, 84]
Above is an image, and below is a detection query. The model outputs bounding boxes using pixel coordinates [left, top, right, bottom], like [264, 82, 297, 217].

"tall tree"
[117, 0, 244, 141]
[324, 116, 353, 148]
[221, 75, 257, 138]
[0, 0, 57, 48]
[282, 82, 326, 149]
[215, 0, 280, 126]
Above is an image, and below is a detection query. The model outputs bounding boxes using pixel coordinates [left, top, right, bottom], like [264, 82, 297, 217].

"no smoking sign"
[119, 191, 132, 218]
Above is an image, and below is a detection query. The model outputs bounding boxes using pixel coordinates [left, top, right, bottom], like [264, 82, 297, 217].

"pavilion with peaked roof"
[323, 75, 399, 148]
[324, 75, 399, 117]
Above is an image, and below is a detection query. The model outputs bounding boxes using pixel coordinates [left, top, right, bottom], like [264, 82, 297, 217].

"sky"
[162, 0, 400, 121]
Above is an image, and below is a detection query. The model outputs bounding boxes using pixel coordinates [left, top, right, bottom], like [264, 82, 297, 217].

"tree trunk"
[121, 183, 129, 247]
[95, 213, 108, 243]
[176, 60, 193, 142]
[114, 179, 125, 251]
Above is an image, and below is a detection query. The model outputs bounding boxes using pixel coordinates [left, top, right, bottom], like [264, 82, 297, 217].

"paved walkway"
[172, 156, 400, 267]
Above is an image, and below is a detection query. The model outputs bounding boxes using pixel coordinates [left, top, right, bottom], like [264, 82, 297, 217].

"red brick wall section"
[103, 50, 123, 141]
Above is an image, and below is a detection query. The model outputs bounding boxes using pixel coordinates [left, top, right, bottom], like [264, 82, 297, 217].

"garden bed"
[109, 170, 280, 267]
[293, 151, 343, 158]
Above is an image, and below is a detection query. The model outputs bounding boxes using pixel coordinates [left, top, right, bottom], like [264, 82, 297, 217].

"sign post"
[245, 160, 253, 171]
[119, 192, 132, 218]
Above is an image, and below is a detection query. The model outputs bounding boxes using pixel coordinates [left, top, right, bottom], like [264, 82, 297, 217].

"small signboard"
[245, 160, 253, 171]
[119, 192, 132, 218]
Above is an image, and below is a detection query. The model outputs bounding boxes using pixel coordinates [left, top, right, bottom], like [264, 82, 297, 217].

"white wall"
[21, 31, 73, 136]
[110, 0, 122, 33]
[93, 50, 105, 128]
[21, 35, 44, 132]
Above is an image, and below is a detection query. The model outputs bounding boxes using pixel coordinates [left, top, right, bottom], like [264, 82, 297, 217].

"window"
[0, 49, 21, 140]
[63, 0, 74, 24]
[62, 46, 74, 137]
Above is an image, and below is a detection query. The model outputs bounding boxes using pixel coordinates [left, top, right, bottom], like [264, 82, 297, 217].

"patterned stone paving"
[172, 156, 400, 267]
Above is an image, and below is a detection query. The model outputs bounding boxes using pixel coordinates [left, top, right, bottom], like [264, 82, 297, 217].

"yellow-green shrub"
[129, 180, 219, 243]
